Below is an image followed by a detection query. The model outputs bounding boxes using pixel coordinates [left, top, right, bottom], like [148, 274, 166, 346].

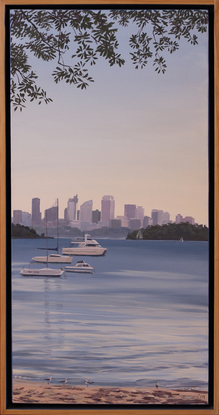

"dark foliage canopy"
[127, 222, 208, 241]
[10, 8, 208, 110]
[11, 223, 42, 238]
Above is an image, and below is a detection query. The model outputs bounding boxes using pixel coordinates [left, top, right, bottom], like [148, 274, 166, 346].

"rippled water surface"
[12, 238, 209, 389]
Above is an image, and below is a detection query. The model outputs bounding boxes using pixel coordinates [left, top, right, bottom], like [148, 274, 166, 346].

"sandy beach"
[12, 380, 208, 405]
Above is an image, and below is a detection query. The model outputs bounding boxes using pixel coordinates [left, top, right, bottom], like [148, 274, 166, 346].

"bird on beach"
[59, 378, 67, 386]
[44, 376, 52, 385]
[155, 381, 159, 388]
[85, 379, 94, 388]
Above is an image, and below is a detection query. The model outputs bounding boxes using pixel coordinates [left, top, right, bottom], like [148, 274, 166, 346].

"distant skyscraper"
[129, 218, 141, 230]
[175, 214, 183, 224]
[151, 209, 163, 225]
[175, 214, 194, 224]
[45, 206, 57, 222]
[80, 200, 93, 223]
[21, 212, 31, 227]
[13, 210, 22, 225]
[101, 195, 115, 226]
[143, 216, 153, 228]
[162, 212, 170, 225]
[183, 216, 195, 225]
[124, 204, 136, 220]
[32, 198, 41, 226]
[92, 209, 101, 224]
[67, 195, 78, 221]
[64, 208, 68, 221]
[136, 206, 144, 221]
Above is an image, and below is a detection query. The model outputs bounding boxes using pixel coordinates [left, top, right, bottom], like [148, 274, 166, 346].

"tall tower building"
[13, 210, 22, 225]
[151, 209, 163, 226]
[136, 206, 144, 223]
[92, 209, 101, 224]
[162, 211, 170, 224]
[45, 206, 57, 222]
[101, 195, 115, 226]
[32, 198, 41, 226]
[124, 204, 136, 220]
[67, 195, 78, 221]
[176, 214, 183, 224]
[80, 200, 93, 223]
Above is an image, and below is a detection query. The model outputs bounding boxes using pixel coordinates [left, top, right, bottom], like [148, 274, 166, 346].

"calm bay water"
[12, 238, 209, 389]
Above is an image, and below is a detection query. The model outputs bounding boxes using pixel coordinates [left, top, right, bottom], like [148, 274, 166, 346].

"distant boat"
[62, 234, 107, 256]
[180, 237, 184, 242]
[65, 260, 94, 274]
[20, 209, 65, 277]
[136, 229, 143, 239]
[32, 199, 72, 264]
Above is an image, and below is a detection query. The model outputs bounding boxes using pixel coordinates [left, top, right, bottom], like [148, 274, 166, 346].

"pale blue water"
[12, 238, 209, 390]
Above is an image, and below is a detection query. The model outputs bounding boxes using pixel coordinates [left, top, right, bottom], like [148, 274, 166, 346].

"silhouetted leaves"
[10, 8, 208, 110]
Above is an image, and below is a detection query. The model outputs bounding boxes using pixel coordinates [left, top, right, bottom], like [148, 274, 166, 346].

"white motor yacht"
[65, 260, 94, 274]
[62, 234, 107, 256]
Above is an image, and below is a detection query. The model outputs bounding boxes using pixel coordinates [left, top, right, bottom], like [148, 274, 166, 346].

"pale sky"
[11, 10, 209, 225]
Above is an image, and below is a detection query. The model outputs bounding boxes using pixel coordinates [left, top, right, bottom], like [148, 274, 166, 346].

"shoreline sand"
[12, 380, 208, 405]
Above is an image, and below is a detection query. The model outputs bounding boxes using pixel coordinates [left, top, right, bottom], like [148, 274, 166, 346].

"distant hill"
[11, 224, 46, 239]
[126, 222, 208, 241]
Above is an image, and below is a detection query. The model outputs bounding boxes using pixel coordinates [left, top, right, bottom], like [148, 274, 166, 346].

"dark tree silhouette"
[10, 8, 208, 110]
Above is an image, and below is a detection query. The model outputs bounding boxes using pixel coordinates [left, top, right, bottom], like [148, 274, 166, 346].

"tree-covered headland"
[126, 222, 208, 241]
[11, 223, 46, 238]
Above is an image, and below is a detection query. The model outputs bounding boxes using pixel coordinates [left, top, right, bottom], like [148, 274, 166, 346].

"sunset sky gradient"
[11, 12, 209, 225]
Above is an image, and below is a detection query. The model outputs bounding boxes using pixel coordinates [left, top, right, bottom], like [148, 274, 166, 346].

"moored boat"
[20, 208, 64, 277]
[20, 266, 64, 277]
[62, 234, 107, 256]
[31, 199, 73, 264]
[32, 253, 72, 263]
[65, 260, 94, 274]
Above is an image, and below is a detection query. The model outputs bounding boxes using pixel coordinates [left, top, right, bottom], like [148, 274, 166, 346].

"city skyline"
[12, 195, 197, 229]
[11, 13, 209, 226]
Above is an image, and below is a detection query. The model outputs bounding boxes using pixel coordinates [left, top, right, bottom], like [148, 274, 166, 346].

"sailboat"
[31, 199, 72, 264]
[20, 210, 65, 277]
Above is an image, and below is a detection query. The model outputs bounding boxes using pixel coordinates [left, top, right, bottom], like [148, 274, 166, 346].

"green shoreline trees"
[126, 222, 208, 241]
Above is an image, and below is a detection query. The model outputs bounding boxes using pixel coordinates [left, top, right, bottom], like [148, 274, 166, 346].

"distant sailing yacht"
[180, 237, 184, 242]
[20, 210, 65, 277]
[31, 199, 72, 264]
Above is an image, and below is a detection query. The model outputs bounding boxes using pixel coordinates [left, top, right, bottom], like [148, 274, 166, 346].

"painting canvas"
[3, 2, 216, 411]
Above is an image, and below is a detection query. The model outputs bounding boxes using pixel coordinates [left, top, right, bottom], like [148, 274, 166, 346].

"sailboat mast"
[57, 198, 59, 254]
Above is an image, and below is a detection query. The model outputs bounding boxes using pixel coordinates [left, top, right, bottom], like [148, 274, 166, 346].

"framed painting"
[0, 0, 218, 414]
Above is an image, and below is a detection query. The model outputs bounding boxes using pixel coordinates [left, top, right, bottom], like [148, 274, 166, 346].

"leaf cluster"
[10, 8, 208, 110]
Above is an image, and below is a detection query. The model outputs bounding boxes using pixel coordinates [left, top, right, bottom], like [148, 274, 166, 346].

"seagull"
[85, 379, 94, 388]
[59, 378, 67, 386]
[44, 376, 52, 385]
[155, 381, 159, 388]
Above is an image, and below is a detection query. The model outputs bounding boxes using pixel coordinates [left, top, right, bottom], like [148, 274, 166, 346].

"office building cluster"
[12, 195, 196, 231]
